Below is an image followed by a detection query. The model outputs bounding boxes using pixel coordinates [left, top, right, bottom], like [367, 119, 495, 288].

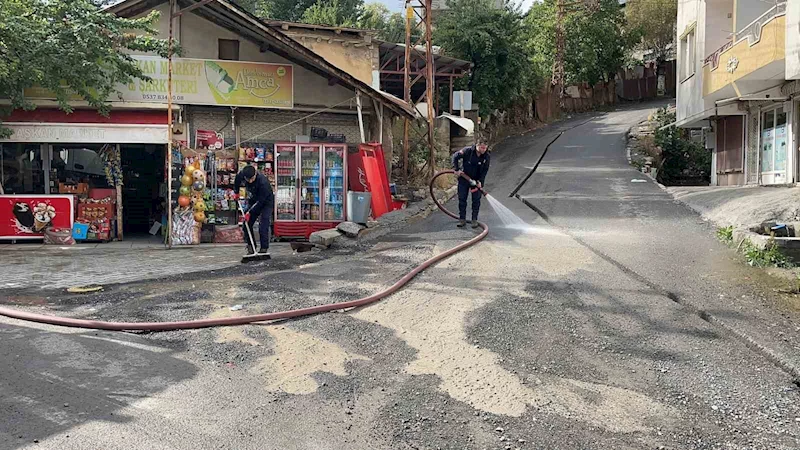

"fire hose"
[0, 171, 488, 332]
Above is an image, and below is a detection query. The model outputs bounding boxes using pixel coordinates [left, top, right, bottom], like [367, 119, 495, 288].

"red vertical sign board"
[347, 149, 369, 192]
[0, 195, 75, 239]
[358, 143, 392, 219]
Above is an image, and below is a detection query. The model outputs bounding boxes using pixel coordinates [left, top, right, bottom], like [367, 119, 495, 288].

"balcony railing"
[702, 2, 786, 70]
[703, 41, 733, 69]
[735, 2, 786, 45]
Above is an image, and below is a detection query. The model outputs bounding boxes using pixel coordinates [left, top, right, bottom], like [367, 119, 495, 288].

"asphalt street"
[2, 104, 799, 449]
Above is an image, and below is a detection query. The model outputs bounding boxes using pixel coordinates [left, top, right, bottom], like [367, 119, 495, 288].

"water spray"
[0, 172, 488, 332]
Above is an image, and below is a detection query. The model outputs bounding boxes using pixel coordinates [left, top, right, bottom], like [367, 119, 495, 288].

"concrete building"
[0, 0, 412, 241]
[676, 0, 799, 186]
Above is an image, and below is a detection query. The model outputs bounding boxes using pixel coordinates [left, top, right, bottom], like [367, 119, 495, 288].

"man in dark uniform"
[234, 165, 274, 255]
[452, 140, 490, 228]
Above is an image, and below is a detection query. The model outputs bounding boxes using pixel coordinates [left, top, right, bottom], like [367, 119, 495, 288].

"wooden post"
[115, 144, 124, 241]
[403, 3, 412, 184]
[403, 119, 409, 183]
[166, 0, 175, 249]
[356, 92, 366, 143]
[449, 77, 454, 113]
[378, 102, 384, 144]
[425, 0, 436, 178]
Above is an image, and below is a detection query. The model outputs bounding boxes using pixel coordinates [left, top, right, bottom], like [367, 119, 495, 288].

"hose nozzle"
[458, 173, 488, 197]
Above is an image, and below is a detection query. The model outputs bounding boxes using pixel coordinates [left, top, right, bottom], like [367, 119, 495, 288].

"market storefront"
[1, 0, 412, 246]
[0, 109, 169, 242]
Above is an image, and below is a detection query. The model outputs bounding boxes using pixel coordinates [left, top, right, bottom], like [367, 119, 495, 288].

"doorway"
[760, 106, 789, 185]
[120, 145, 165, 237]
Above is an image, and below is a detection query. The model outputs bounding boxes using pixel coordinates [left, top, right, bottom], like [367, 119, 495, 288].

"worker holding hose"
[234, 165, 273, 256]
[452, 140, 490, 229]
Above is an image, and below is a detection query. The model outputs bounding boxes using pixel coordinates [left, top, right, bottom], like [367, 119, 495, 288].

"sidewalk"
[668, 185, 800, 229]
[0, 241, 292, 290]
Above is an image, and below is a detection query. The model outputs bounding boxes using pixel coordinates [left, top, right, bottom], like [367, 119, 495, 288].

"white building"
[676, 0, 800, 186]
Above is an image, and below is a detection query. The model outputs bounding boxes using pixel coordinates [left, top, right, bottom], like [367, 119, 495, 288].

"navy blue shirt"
[234, 171, 273, 217]
[452, 145, 490, 184]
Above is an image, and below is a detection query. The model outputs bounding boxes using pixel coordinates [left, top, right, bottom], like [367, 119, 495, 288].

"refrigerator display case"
[273, 143, 348, 239]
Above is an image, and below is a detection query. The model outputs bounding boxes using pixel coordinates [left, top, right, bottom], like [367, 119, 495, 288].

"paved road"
[2, 104, 799, 449]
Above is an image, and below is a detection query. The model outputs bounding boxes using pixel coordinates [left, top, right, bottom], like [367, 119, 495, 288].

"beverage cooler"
[273, 143, 348, 239]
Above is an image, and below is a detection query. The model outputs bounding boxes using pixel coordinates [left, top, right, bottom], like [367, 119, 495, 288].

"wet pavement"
[2, 103, 800, 450]
[0, 242, 292, 290]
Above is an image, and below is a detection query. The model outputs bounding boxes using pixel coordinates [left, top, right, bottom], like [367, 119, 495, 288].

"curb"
[322, 185, 460, 248]
[626, 125, 668, 191]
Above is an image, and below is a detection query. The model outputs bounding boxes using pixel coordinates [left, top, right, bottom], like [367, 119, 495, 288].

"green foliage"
[301, 0, 363, 27]
[248, 0, 318, 21]
[0, 0, 173, 136]
[238, 0, 410, 42]
[433, 0, 538, 114]
[526, 0, 636, 86]
[717, 226, 734, 245]
[358, 3, 412, 43]
[625, 0, 677, 63]
[652, 108, 712, 185]
[741, 238, 792, 268]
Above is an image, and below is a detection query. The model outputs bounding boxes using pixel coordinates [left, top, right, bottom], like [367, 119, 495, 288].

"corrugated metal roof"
[264, 20, 378, 37]
[108, 0, 415, 118]
[378, 41, 472, 71]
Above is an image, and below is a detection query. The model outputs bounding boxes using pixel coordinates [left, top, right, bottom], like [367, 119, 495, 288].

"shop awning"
[108, 0, 415, 119]
[0, 109, 169, 143]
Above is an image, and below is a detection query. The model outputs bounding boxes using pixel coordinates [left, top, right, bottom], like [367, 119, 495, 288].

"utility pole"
[403, 5, 412, 184]
[424, 0, 435, 179]
[165, 0, 219, 248]
[402, 0, 437, 182]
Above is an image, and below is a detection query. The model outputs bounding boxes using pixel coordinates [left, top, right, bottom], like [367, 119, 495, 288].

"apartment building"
[676, 0, 800, 186]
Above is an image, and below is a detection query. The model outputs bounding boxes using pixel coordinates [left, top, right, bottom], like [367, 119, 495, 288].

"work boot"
[245, 245, 255, 255]
[472, 221, 480, 229]
[457, 220, 466, 228]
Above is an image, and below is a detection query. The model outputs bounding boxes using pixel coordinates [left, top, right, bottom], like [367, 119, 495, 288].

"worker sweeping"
[234, 165, 273, 260]
[452, 139, 490, 228]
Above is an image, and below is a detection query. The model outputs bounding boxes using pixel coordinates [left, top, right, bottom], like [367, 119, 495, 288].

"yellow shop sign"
[25, 56, 294, 109]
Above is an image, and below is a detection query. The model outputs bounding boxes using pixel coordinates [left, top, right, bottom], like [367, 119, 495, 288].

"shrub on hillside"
[653, 108, 711, 185]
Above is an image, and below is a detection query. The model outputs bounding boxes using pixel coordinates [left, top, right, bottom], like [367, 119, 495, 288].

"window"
[218, 39, 240, 61]
[51, 145, 110, 191]
[680, 27, 696, 82]
[760, 107, 788, 174]
[0, 143, 45, 194]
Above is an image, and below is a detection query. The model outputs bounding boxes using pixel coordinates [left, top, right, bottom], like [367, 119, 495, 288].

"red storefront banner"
[195, 129, 224, 151]
[0, 195, 75, 240]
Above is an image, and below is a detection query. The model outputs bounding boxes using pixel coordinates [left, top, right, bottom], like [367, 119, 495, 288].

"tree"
[237, 0, 409, 43]
[301, 0, 363, 27]
[358, 3, 409, 43]
[526, 0, 634, 86]
[0, 0, 173, 136]
[625, 0, 677, 63]
[434, 0, 537, 114]
[251, 0, 318, 21]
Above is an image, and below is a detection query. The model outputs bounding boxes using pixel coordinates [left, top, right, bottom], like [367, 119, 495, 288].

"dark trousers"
[243, 204, 272, 251]
[457, 179, 482, 221]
